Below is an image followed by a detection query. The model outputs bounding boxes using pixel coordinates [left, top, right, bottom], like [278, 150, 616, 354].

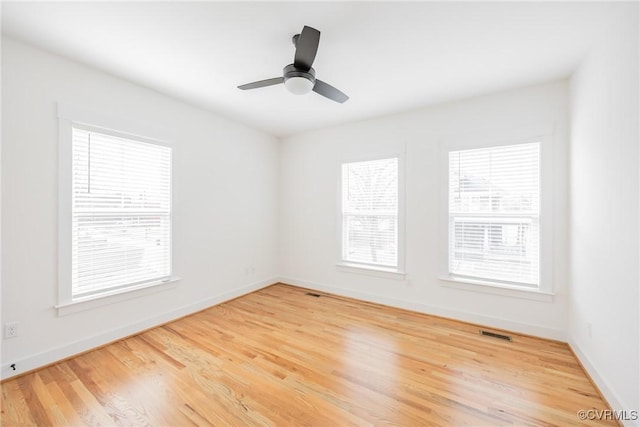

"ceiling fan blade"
[238, 77, 284, 90]
[313, 79, 349, 103]
[293, 26, 320, 71]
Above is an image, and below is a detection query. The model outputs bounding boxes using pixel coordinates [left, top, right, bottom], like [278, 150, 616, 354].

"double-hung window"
[448, 142, 540, 287]
[63, 124, 172, 302]
[341, 157, 400, 272]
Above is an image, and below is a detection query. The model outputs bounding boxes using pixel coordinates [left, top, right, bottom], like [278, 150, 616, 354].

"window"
[68, 125, 172, 300]
[448, 142, 540, 287]
[341, 157, 400, 271]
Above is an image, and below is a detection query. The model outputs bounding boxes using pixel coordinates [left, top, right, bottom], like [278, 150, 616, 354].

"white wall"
[1, 38, 279, 379]
[568, 4, 639, 422]
[279, 80, 569, 340]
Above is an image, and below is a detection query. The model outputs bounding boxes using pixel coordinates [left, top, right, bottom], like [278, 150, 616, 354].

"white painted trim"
[568, 339, 638, 427]
[57, 102, 173, 143]
[438, 123, 555, 294]
[1, 278, 277, 380]
[57, 106, 176, 309]
[58, 117, 73, 305]
[277, 276, 565, 341]
[337, 151, 406, 274]
[439, 275, 554, 302]
[55, 276, 182, 316]
[336, 263, 406, 280]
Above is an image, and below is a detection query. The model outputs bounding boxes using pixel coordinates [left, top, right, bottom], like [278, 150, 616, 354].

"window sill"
[439, 275, 554, 302]
[55, 276, 181, 316]
[337, 263, 406, 280]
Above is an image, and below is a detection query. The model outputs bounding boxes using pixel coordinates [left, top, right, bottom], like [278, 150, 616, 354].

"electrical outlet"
[4, 322, 19, 339]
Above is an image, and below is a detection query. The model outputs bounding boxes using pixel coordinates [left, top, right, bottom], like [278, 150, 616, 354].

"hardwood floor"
[2, 284, 615, 426]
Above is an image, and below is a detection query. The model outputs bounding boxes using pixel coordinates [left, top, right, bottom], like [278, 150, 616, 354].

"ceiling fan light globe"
[284, 76, 314, 95]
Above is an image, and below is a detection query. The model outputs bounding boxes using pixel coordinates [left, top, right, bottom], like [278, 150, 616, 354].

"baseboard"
[1, 277, 277, 381]
[568, 338, 637, 427]
[277, 276, 566, 341]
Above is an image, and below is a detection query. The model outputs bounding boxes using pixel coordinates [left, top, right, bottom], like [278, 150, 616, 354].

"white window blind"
[71, 126, 172, 298]
[448, 142, 540, 287]
[342, 157, 398, 269]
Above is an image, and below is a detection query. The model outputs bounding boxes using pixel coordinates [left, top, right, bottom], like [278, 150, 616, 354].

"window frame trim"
[57, 103, 177, 312]
[337, 152, 406, 275]
[439, 123, 554, 295]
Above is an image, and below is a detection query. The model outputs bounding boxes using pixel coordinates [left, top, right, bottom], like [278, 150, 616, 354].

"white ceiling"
[1, 2, 620, 137]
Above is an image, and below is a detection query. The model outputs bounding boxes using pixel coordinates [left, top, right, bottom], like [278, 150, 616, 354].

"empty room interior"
[1, 1, 639, 426]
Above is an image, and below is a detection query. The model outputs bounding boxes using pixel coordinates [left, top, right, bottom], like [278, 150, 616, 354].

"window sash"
[449, 216, 540, 286]
[342, 213, 398, 268]
[71, 126, 172, 298]
[448, 142, 540, 287]
[341, 157, 399, 269]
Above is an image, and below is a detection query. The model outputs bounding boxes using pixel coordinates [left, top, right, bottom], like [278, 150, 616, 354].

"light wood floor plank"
[1, 284, 616, 426]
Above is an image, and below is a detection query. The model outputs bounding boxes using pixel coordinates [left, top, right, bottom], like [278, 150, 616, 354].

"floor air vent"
[480, 330, 512, 341]
[305, 292, 322, 297]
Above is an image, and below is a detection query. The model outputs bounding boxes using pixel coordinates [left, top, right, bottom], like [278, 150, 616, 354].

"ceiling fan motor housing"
[283, 64, 316, 94]
[284, 64, 315, 83]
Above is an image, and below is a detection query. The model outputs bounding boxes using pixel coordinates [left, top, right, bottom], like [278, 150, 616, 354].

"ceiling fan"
[238, 26, 349, 104]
